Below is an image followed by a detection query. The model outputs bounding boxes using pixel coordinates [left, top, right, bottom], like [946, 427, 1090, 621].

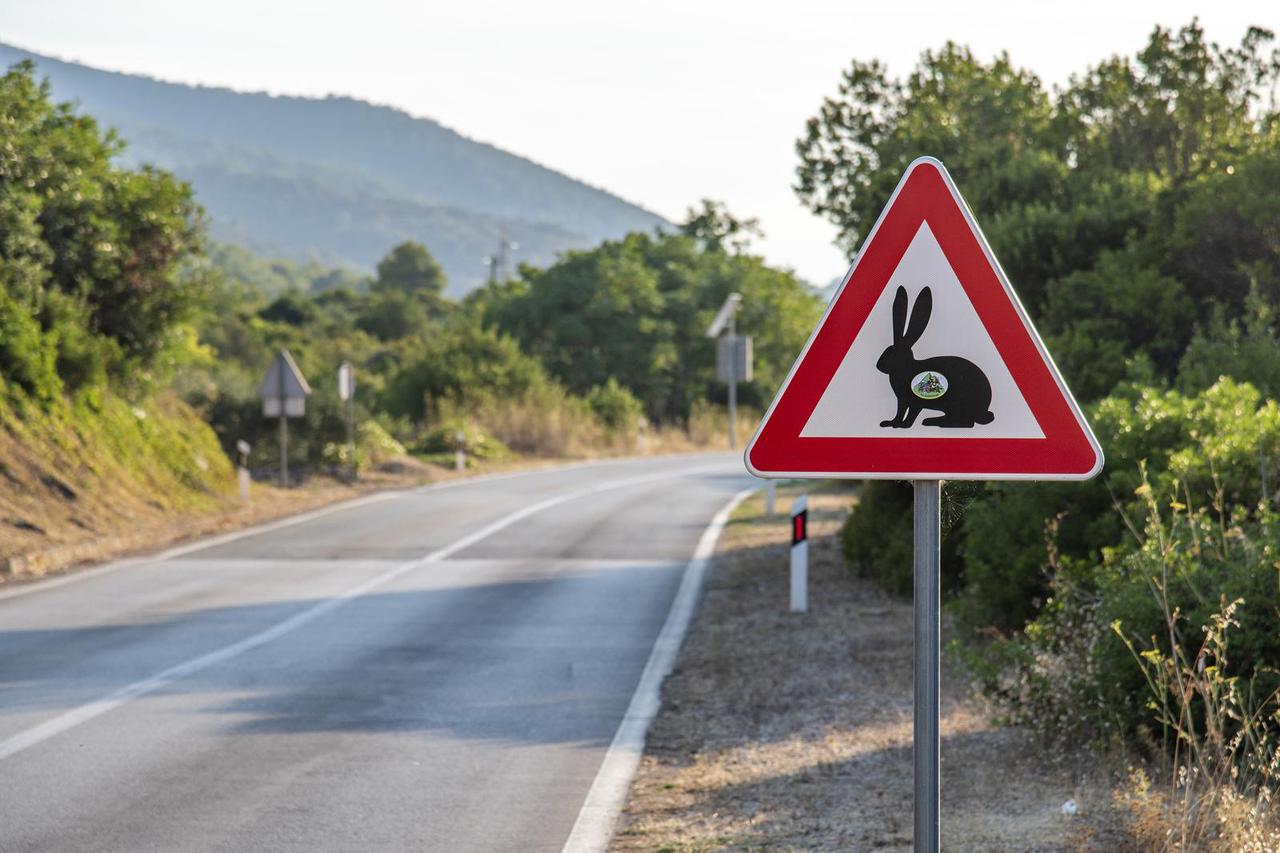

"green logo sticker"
[911, 371, 948, 400]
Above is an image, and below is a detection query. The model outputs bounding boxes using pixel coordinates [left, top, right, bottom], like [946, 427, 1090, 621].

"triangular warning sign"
[746, 157, 1102, 480]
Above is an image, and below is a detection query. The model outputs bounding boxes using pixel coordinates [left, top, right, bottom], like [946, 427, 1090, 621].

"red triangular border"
[745, 158, 1103, 480]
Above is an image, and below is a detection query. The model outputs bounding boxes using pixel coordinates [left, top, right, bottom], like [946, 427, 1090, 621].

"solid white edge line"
[0, 462, 738, 763]
[560, 485, 757, 853]
[0, 453, 727, 604]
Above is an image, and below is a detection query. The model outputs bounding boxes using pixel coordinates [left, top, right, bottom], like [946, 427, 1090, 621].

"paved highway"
[0, 454, 752, 852]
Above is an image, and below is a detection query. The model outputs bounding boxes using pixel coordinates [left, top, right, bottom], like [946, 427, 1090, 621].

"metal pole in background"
[913, 480, 941, 852]
[278, 395, 288, 488]
[727, 312, 738, 450]
[346, 395, 355, 480]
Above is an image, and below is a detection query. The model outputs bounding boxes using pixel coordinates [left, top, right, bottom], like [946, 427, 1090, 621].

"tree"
[680, 199, 764, 254]
[0, 61, 204, 392]
[795, 22, 1280, 398]
[478, 228, 821, 422]
[373, 241, 447, 299]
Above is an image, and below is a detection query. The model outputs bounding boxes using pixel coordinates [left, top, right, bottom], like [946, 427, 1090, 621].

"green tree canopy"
[0, 60, 204, 396]
[474, 215, 821, 422]
[795, 21, 1280, 400]
[373, 241, 447, 298]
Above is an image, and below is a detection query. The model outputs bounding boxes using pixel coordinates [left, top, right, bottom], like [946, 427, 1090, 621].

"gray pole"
[346, 396, 356, 481]
[913, 480, 941, 852]
[279, 394, 288, 489]
[727, 313, 738, 450]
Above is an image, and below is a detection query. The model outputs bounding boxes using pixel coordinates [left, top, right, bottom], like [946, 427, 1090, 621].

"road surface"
[0, 454, 751, 852]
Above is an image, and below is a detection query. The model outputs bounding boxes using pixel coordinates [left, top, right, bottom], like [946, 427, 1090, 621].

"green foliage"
[206, 242, 365, 297]
[825, 24, 1280, 670]
[0, 60, 203, 396]
[1178, 286, 1280, 400]
[585, 378, 644, 432]
[798, 22, 1280, 400]
[953, 380, 1280, 751]
[0, 285, 60, 400]
[356, 291, 431, 341]
[839, 480, 967, 599]
[384, 322, 549, 422]
[373, 241, 446, 299]
[476, 220, 821, 423]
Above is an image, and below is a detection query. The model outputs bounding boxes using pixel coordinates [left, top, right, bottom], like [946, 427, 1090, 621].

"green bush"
[962, 380, 1280, 742]
[839, 480, 966, 599]
[585, 378, 643, 432]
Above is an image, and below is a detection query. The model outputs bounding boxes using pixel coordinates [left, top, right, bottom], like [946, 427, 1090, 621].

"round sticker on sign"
[911, 371, 948, 400]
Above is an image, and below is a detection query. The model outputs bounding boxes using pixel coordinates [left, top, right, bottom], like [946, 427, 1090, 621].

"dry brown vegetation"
[613, 485, 1101, 852]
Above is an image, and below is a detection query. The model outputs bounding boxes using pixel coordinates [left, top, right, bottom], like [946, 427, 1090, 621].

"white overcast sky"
[1, 1, 1274, 283]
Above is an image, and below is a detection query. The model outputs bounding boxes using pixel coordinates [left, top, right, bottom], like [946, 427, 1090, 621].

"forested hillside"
[0, 42, 669, 293]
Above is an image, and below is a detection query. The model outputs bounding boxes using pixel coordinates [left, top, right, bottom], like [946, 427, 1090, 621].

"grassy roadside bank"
[611, 484, 1101, 852]
[0, 442, 690, 589]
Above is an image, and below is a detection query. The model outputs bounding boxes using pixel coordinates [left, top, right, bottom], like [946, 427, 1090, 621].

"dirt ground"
[611, 484, 1099, 852]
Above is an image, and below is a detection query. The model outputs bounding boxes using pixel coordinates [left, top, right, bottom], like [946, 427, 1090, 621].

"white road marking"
[0, 463, 735, 762]
[0, 455, 718, 603]
[561, 486, 757, 853]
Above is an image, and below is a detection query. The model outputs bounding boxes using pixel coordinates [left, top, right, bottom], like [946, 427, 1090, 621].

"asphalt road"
[0, 453, 752, 853]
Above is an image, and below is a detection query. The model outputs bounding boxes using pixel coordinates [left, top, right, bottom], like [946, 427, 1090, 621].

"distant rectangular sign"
[263, 397, 306, 418]
[716, 335, 753, 383]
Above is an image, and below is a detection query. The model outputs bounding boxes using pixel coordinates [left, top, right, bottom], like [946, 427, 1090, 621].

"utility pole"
[707, 293, 750, 450]
[727, 307, 738, 449]
[486, 231, 518, 284]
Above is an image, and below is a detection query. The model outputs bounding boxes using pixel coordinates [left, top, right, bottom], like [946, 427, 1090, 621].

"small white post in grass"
[454, 430, 466, 472]
[236, 439, 252, 505]
[790, 494, 808, 613]
[764, 480, 776, 518]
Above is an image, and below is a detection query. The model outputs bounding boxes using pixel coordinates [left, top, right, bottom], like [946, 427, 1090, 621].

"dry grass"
[0, 451, 565, 586]
[612, 484, 1099, 852]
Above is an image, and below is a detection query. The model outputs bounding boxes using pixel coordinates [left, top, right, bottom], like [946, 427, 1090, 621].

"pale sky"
[1, 0, 1274, 284]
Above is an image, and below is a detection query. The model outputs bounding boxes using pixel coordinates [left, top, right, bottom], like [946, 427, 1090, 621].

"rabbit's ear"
[904, 286, 932, 345]
[891, 286, 908, 342]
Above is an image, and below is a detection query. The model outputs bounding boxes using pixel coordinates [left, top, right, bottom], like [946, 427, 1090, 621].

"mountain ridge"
[0, 42, 670, 292]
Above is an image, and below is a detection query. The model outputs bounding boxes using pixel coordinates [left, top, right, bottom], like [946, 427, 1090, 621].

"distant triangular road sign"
[746, 157, 1102, 480]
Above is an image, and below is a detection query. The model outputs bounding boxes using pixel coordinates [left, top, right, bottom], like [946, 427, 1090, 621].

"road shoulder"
[610, 484, 1083, 851]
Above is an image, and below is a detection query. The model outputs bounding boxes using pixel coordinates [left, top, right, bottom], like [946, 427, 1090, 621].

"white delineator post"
[454, 430, 466, 472]
[790, 495, 808, 613]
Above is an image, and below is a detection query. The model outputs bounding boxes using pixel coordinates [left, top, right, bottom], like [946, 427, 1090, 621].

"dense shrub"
[0, 62, 203, 393]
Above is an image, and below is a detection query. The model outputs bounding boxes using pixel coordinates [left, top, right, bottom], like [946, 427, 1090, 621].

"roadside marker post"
[790, 495, 808, 613]
[455, 430, 467, 471]
[744, 157, 1102, 852]
[235, 439, 252, 504]
[338, 361, 356, 480]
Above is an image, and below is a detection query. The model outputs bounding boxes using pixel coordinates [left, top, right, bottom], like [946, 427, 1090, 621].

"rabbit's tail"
[975, 411, 994, 425]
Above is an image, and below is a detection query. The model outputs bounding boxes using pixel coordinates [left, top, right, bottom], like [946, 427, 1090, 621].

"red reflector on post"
[791, 509, 807, 545]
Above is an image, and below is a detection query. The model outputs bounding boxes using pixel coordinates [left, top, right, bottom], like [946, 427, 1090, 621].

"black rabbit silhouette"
[875, 285, 994, 428]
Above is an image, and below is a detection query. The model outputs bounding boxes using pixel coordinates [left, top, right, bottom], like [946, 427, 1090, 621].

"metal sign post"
[258, 350, 311, 488]
[913, 480, 941, 853]
[707, 292, 751, 451]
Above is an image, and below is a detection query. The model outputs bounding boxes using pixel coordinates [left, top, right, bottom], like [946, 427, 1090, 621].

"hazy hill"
[0, 43, 669, 294]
